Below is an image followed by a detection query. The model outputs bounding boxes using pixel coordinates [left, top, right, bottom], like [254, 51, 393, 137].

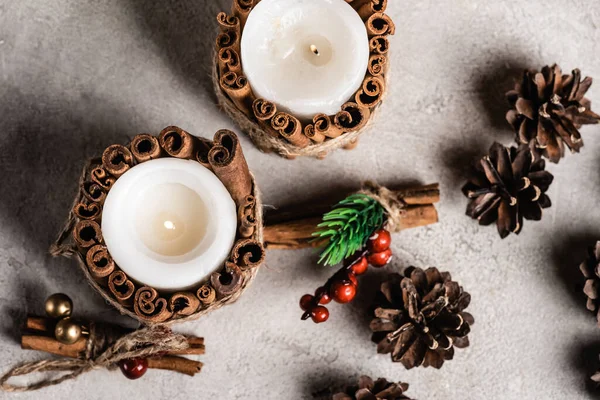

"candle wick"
[310, 44, 319, 56]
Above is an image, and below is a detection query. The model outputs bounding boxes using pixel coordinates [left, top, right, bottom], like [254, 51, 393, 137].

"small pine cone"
[370, 267, 473, 369]
[332, 376, 411, 400]
[462, 142, 554, 238]
[506, 64, 600, 163]
[580, 242, 600, 323]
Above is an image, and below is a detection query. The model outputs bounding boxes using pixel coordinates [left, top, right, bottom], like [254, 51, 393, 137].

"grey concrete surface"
[1, 1, 600, 399]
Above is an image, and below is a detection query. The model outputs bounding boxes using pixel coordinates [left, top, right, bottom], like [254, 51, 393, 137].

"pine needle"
[312, 194, 384, 266]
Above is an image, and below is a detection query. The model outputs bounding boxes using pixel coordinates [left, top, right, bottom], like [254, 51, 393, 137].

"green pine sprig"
[312, 194, 384, 266]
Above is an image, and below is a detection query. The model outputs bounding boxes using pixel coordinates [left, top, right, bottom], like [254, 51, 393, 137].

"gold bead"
[54, 318, 82, 345]
[45, 293, 73, 319]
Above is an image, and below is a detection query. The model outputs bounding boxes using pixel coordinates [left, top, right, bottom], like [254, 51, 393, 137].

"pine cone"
[370, 267, 473, 369]
[462, 142, 554, 239]
[332, 376, 411, 400]
[506, 64, 600, 163]
[580, 242, 600, 324]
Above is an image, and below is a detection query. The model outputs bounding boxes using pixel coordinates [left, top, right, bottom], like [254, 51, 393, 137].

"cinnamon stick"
[197, 284, 216, 306]
[159, 126, 202, 160]
[131, 134, 162, 162]
[231, 0, 253, 30]
[399, 183, 441, 204]
[366, 12, 396, 37]
[73, 201, 101, 221]
[238, 195, 257, 237]
[303, 124, 326, 144]
[252, 98, 280, 138]
[334, 102, 371, 132]
[271, 112, 310, 148]
[349, 0, 370, 11]
[263, 184, 440, 250]
[169, 292, 201, 317]
[81, 181, 106, 204]
[399, 204, 439, 230]
[25, 316, 53, 333]
[169, 337, 205, 356]
[369, 35, 390, 55]
[368, 54, 387, 76]
[147, 356, 203, 377]
[22, 335, 86, 359]
[86, 244, 115, 280]
[313, 114, 342, 138]
[220, 71, 254, 117]
[101, 144, 134, 178]
[73, 220, 103, 249]
[216, 30, 240, 53]
[216, 12, 240, 33]
[218, 47, 242, 75]
[211, 263, 243, 298]
[357, 0, 387, 20]
[91, 166, 116, 190]
[108, 271, 135, 306]
[134, 287, 173, 323]
[208, 130, 252, 207]
[263, 217, 327, 250]
[232, 238, 265, 270]
[355, 75, 386, 109]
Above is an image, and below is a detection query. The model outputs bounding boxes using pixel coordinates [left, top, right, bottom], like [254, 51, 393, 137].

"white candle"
[241, 0, 370, 120]
[101, 158, 237, 291]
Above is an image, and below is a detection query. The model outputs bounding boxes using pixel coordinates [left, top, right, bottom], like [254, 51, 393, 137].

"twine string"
[48, 212, 77, 258]
[358, 181, 407, 232]
[49, 161, 92, 258]
[0, 325, 189, 392]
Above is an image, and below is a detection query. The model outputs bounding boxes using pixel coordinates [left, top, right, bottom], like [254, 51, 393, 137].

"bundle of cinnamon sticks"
[22, 316, 204, 376]
[264, 184, 440, 250]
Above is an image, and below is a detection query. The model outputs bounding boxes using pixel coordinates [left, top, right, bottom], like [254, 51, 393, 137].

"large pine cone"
[506, 64, 600, 163]
[332, 376, 411, 400]
[462, 142, 554, 238]
[580, 242, 600, 324]
[370, 267, 473, 369]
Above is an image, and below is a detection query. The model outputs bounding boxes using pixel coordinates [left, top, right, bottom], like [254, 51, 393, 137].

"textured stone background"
[1, 1, 600, 399]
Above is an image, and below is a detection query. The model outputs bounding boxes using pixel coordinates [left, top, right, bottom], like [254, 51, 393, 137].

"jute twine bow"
[0, 325, 189, 392]
[358, 182, 407, 232]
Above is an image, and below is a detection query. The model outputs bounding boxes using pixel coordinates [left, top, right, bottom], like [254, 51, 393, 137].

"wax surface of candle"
[135, 183, 208, 257]
[241, 0, 369, 119]
[102, 158, 237, 291]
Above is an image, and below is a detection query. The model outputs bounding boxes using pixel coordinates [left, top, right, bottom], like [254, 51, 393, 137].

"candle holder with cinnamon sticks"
[51, 127, 265, 325]
[214, 0, 395, 159]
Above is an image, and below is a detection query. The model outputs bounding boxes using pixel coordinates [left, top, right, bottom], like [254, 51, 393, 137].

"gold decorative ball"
[54, 318, 82, 345]
[45, 293, 73, 319]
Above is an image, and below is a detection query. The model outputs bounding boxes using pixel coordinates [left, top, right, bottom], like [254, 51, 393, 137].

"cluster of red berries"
[300, 228, 393, 323]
